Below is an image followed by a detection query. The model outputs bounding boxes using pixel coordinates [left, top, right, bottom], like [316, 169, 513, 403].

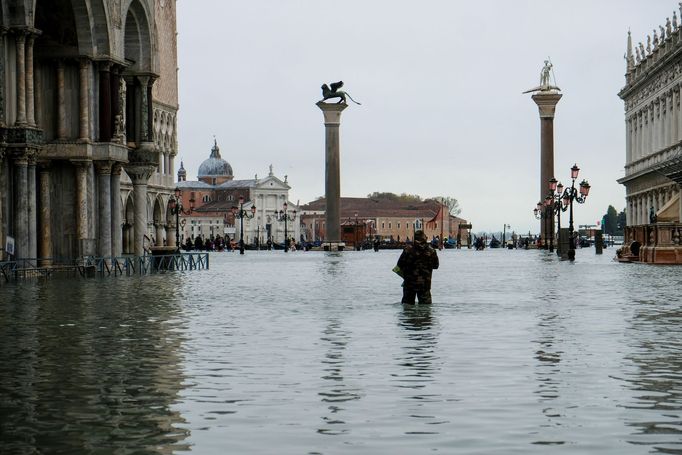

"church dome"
[198, 139, 233, 178]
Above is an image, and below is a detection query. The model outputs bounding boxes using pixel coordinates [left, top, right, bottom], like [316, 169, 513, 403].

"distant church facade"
[175, 141, 300, 246]
[619, 8, 682, 262]
[0, 0, 179, 262]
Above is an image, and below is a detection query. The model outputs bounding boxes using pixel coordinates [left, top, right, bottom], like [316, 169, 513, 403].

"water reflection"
[395, 304, 439, 396]
[0, 278, 190, 453]
[317, 318, 360, 436]
[622, 299, 682, 453]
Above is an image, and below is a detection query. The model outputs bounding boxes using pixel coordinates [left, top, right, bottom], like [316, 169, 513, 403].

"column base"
[322, 241, 345, 252]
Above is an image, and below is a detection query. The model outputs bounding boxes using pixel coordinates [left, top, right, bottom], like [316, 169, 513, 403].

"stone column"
[38, 162, 52, 266]
[155, 222, 164, 246]
[73, 160, 91, 256]
[27, 153, 37, 262]
[99, 62, 112, 141]
[111, 163, 123, 257]
[78, 59, 90, 142]
[531, 91, 562, 241]
[316, 101, 348, 248]
[13, 153, 29, 258]
[26, 34, 36, 127]
[0, 28, 6, 126]
[673, 89, 680, 144]
[166, 218, 176, 248]
[15, 33, 27, 126]
[34, 58, 42, 128]
[126, 166, 155, 256]
[626, 117, 632, 163]
[56, 61, 67, 140]
[95, 162, 113, 258]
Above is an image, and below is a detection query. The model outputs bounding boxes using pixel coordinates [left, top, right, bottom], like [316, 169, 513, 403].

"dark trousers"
[402, 287, 432, 304]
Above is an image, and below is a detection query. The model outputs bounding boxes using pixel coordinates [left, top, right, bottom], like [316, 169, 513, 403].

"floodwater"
[1, 248, 682, 454]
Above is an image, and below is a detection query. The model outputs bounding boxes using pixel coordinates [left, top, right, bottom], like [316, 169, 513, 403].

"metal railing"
[0, 253, 209, 282]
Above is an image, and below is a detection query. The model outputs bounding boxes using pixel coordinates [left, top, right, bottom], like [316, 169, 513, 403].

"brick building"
[300, 197, 468, 247]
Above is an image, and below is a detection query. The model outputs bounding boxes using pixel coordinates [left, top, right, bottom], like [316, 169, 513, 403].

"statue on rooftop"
[647, 35, 652, 53]
[635, 47, 641, 64]
[320, 81, 362, 105]
[667, 17, 673, 35]
[660, 25, 666, 41]
[653, 30, 659, 48]
[639, 42, 646, 57]
[673, 12, 678, 30]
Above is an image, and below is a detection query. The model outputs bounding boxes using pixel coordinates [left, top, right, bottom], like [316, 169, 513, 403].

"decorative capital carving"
[95, 160, 113, 175]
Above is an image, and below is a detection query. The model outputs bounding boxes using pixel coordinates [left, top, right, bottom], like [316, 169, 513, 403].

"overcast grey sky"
[176, 1, 675, 233]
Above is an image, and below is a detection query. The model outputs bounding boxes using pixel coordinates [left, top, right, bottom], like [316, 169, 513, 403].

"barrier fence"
[0, 253, 209, 282]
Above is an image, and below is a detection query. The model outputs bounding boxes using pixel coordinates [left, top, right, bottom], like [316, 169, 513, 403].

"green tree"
[433, 196, 462, 216]
[602, 205, 619, 235]
[617, 209, 626, 235]
[367, 192, 422, 204]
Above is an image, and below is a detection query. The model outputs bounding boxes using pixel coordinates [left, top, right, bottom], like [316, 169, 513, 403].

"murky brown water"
[1, 248, 682, 454]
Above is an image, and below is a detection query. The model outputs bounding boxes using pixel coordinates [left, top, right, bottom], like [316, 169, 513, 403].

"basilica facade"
[619, 7, 682, 262]
[0, 0, 178, 262]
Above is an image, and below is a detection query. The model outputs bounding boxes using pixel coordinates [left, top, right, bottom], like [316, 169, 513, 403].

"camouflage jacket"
[397, 242, 439, 290]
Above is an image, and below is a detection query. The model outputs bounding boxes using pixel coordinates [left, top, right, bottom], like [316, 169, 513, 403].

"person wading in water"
[395, 230, 439, 304]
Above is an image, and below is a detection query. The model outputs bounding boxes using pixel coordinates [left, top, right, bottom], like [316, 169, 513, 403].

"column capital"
[79, 57, 91, 69]
[70, 159, 93, 170]
[37, 160, 52, 171]
[98, 60, 112, 72]
[112, 162, 124, 176]
[531, 92, 563, 119]
[95, 160, 114, 175]
[316, 101, 348, 125]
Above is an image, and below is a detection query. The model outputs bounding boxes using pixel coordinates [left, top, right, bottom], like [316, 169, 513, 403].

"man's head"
[414, 230, 427, 244]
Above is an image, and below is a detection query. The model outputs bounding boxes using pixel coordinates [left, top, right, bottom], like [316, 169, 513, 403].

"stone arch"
[34, 0, 95, 55]
[122, 0, 152, 72]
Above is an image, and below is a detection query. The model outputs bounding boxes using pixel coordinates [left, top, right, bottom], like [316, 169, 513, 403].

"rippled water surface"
[2, 249, 682, 454]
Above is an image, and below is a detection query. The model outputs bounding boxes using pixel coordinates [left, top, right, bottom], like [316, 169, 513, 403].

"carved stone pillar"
[166, 218, 176, 248]
[125, 165, 155, 256]
[72, 160, 92, 256]
[27, 153, 37, 262]
[15, 33, 27, 126]
[38, 162, 52, 266]
[78, 59, 90, 142]
[137, 76, 150, 142]
[95, 161, 113, 258]
[155, 222, 164, 246]
[111, 67, 123, 143]
[13, 153, 29, 259]
[626, 117, 632, 163]
[56, 61, 67, 140]
[26, 34, 36, 127]
[0, 28, 5, 126]
[111, 163, 123, 257]
[98, 62, 112, 141]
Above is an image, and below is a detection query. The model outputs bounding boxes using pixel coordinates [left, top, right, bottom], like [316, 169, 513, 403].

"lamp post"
[274, 202, 297, 252]
[354, 212, 360, 251]
[231, 195, 256, 255]
[563, 164, 591, 260]
[533, 197, 554, 252]
[502, 224, 510, 248]
[169, 187, 194, 252]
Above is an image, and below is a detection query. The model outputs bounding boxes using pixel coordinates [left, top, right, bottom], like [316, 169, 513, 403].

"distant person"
[396, 230, 439, 305]
[373, 237, 380, 252]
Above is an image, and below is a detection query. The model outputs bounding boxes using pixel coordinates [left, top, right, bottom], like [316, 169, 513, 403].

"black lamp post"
[169, 187, 194, 252]
[564, 164, 591, 260]
[231, 195, 256, 255]
[274, 202, 297, 252]
[533, 197, 554, 252]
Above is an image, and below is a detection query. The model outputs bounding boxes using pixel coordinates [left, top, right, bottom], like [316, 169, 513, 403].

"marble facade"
[0, 0, 179, 262]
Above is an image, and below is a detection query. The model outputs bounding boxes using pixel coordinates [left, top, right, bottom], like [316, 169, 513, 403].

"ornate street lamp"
[547, 164, 591, 260]
[231, 195, 256, 255]
[169, 187, 194, 252]
[274, 202, 297, 252]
